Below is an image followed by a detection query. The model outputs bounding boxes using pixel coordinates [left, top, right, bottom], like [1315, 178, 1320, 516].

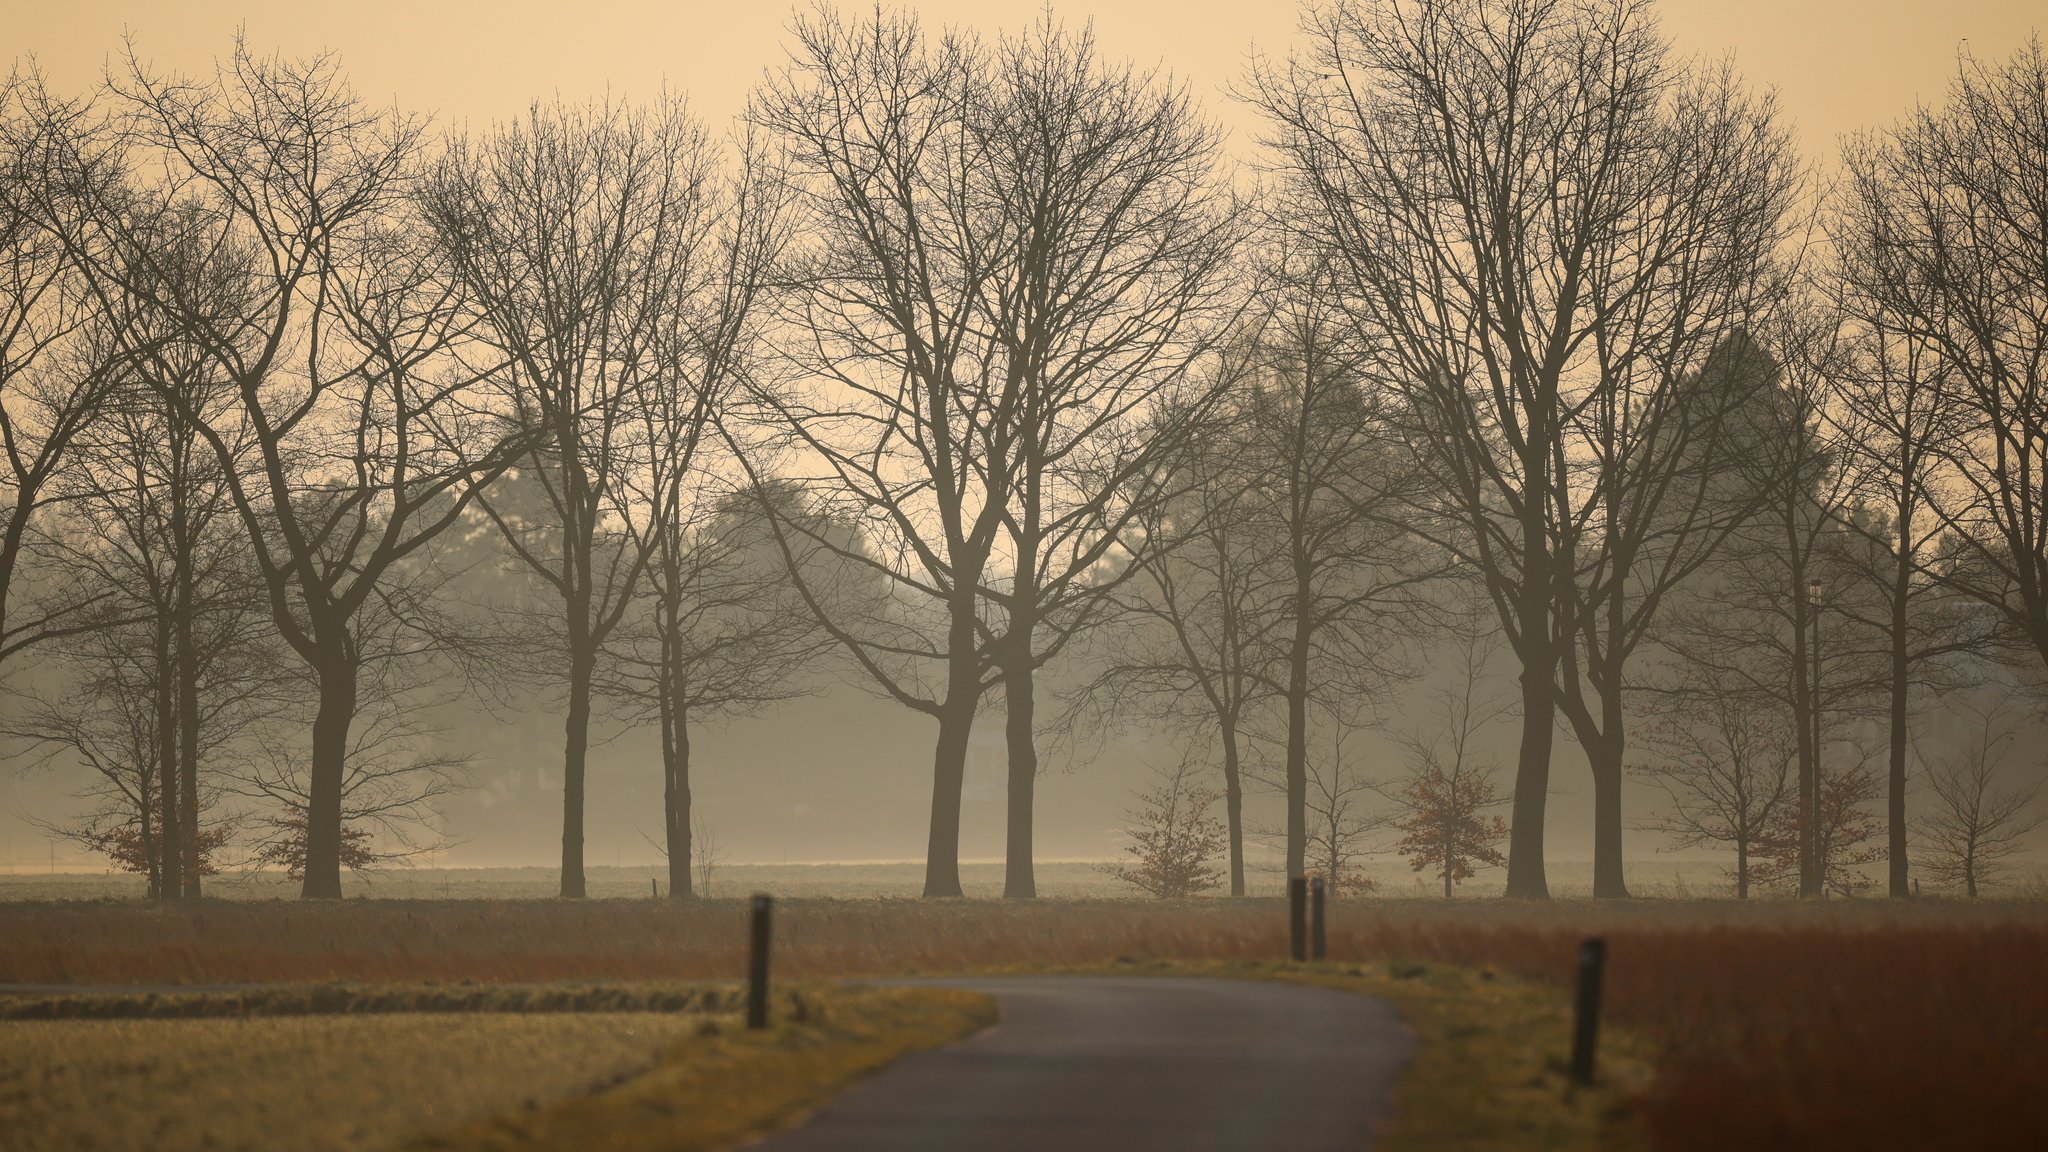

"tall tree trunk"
[1589, 641, 1631, 899]
[1002, 657, 1038, 900]
[173, 470, 201, 899]
[1558, 668, 1630, 898]
[924, 595, 980, 899]
[303, 657, 357, 900]
[1283, 586, 1313, 882]
[1220, 718, 1245, 897]
[1588, 737, 1629, 899]
[924, 700, 973, 899]
[1506, 544, 1555, 898]
[1736, 838, 1749, 899]
[139, 771, 159, 900]
[1002, 562, 1040, 899]
[561, 632, 594, 900]
[1887, 538, 1911, 898]
[659, 631, 693, 900]
[155, 617, 181, 902]
[1786, 511, 1818, 898]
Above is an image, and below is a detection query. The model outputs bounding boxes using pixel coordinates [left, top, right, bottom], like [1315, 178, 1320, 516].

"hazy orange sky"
[6, 1, 2043, 163]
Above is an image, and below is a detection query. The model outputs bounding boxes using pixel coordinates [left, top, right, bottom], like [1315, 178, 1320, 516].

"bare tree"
[0, 613, 261, 893]
[970, 16, 1240, 900]
[425, 95, 717, 898]
[50, 42, 522, 899]
[1913, 695, 2044, 897]
[614, 135, 793, 902]
[747, 9, 1013, 898]
[1834, 46, 2048, 891]
[606, 484, 830, 899]
[1076, 393, 1284, 896]
[691, 809, 725, 899]
[1253, 0, 1796, 896]
[1825, 314, 1978, 898]
[1632, 666, 1795, 898]
[1244, 286, 1437, 884]
[0, 72, 123, 667]
[20, 369, 279, 897]
[1301, 721, 1387, 897]
[1656, 307, 1888, 898]
[1836, 42, 2048, 671]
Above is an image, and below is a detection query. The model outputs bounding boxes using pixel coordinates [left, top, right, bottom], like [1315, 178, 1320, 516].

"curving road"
[749, 976, 1413, 1152]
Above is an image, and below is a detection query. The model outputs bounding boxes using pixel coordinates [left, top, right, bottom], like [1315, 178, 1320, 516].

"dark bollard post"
[652, 878, 659, 899]
[1288, 876, 1307, 962]
[747, 894, 773, 1030]
[1310, 877, 1327, 961]
[1570, 937, 1606, 1086]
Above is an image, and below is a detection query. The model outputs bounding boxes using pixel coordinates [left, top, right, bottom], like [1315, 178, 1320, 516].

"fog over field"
[4, 0, 2047, 907]
[9, 4, 2048, 1152]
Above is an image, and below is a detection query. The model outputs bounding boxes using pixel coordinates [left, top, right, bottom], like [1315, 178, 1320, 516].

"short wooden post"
[1570, 937, 1606, 1085]
[1288, 876, 1307, 962]
[652, 878, 659, 899]
[1310, 877, 1327, 961]
[747, 894, 773, 1030]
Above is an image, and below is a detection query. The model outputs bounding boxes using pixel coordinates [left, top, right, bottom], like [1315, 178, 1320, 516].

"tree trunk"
[1506, 477, 1555, 899]
[155, 618, 182, 902]
[1505, 593, 1556, 899]
[1588, 737, 1628, 899]
[174, 488, 201, 899]
[924, 699, 973, 898]
[923, 591, 980, 899]
[1002, 657, 1038, 900]
[1887, 540, 1911, 898]
[141, 782, 159, 900]
[660, 642, 693, 900]
[1787, 517, 1818, 898]
[303, 659, 357, 900]
[1558, 674, 1629, 898]
[1736, 839, 1749, 899]
[1284, 567, 1313, 881]
[1220, 718, 1245, 897]
[560, 635, 594, 900]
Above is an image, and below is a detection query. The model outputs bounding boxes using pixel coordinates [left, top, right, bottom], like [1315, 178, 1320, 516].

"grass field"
[0, 983, 994, 1152]
[5, 879, 2045, 1150]
[1, 1009, 703, 1151]
[16, 855, 2034, 902]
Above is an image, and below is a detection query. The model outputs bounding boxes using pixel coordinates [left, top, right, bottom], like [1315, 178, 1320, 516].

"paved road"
[750, 976, 1412, 1152]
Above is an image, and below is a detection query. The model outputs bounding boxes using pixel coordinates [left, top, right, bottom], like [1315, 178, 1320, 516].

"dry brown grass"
[5, 896, 2043, 1150]
[0, 983, 993, 1152]
[0, 1010, 703, 1152]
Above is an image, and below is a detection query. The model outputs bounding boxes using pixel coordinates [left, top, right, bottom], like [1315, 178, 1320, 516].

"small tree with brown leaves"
[1755, 753, 1887, 897]
[1392, 757, 1508, 899]
[1100, 760, 1228, 899]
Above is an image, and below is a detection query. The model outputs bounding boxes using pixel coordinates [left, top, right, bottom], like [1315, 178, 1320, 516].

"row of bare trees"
[4, 0, 2045, 900]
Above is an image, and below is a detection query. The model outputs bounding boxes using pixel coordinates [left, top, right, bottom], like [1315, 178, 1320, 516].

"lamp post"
[1808, 578, 1823, 898]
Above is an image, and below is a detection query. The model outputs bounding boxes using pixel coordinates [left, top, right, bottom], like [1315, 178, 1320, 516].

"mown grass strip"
[0, 981, 738, 1020]
[412, 984, 997, 1152]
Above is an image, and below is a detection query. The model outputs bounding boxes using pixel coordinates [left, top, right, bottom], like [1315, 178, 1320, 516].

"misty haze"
[3, 1, 2046, 1149]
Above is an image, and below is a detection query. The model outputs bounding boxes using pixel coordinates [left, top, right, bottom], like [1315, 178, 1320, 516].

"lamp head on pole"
[1808, 580, 1822, 607]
